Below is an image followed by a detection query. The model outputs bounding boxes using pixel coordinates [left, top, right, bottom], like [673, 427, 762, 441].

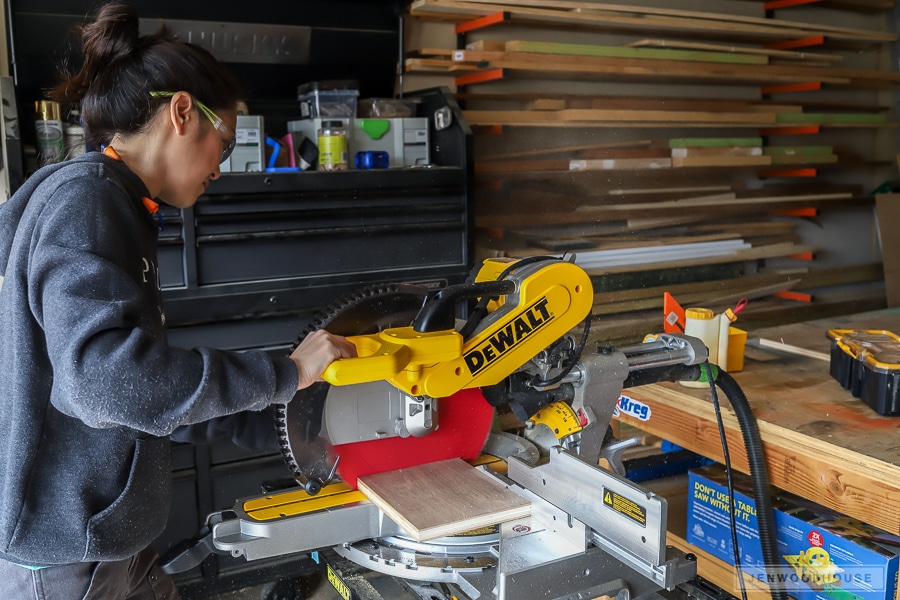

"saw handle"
[412, 279, 516, 333]
[322, 327, 463, 388]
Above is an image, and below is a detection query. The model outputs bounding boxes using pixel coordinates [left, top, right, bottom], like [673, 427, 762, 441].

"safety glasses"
[150, 91, 236, 164]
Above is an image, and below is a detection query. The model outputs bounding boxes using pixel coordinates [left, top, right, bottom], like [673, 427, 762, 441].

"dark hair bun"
[81, 3, 142, 69]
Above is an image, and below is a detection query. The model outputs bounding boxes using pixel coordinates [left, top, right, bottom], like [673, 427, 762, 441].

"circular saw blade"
[275, 283, 494, 491]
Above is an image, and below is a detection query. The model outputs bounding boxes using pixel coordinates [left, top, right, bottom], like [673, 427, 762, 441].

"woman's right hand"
[290, 329, 357, 390]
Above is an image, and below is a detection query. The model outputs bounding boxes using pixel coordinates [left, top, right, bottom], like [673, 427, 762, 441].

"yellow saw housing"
[322, 258, 593, 398]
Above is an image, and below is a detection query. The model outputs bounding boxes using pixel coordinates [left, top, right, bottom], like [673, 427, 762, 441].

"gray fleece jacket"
[0, 152, 299, 566]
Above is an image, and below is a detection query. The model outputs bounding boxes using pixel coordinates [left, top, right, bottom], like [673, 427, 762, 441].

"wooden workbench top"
[613, 307, 900, 534]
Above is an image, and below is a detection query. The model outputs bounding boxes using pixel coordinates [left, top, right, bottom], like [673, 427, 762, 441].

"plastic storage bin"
[296, 80, 359, 120]
[828, 329, 900, 415]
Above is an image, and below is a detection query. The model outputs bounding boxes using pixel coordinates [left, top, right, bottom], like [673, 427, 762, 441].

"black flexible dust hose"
[713, 369, 788, 600]
[623, 363, 788, 600]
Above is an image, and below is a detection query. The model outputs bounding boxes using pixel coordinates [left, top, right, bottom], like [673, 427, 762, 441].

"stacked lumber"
[475, 135, 855, 176]
[409, 0, 896, 45]
[404, 0, 893, 332]
[728, 0, 893, 15]
[409, 43, 900, 89]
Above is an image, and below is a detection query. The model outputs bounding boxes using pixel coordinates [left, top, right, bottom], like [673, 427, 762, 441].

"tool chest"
[157, 87, 473, 352]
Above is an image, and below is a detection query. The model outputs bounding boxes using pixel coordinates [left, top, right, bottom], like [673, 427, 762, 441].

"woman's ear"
[167, 91, 195, 136]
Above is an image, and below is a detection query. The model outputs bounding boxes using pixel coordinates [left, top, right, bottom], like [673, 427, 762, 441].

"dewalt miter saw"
[165, 255, 715, 600]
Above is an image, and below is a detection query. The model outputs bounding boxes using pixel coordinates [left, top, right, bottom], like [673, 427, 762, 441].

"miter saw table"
[163, 256, 735, 600]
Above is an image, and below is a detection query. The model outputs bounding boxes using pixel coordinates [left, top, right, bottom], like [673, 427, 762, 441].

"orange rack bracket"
[774, 290, 814, 302]
[759, 168, 818, 178]
[761, 82, 822, 95]
[771, 208, 818, 217]
[764, 36, 825, 50]
[760, 125, 820, 136]
[456, 11, 510, 35]
[765, 0, 822, 9]
[456, 68, 506, 87]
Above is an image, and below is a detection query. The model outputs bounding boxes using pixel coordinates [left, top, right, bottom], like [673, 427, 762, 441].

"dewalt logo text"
[464, 297, 553, 375]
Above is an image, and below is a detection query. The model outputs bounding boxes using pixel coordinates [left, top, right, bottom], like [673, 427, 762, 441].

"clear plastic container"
[317, 120, 348, 171]
[357, 97, 420, 118]
[297, 80, 359, 119]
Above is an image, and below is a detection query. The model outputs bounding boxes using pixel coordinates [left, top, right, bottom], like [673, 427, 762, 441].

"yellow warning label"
[327, 565, 352, 600]
[603, 487, 647, 527]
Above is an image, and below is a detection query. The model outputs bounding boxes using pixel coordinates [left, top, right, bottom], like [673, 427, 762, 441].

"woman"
[0, 2, 355, 597]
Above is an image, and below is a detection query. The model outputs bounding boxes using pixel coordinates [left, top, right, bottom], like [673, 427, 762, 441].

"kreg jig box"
[827, 329, 900, 416]
[687, 465, 900, 600]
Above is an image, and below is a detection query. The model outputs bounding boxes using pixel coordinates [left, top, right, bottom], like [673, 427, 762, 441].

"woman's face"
[159, 102, 237, 209]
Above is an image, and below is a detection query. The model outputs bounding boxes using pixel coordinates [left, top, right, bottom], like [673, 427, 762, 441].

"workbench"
[613, 307, 900, 537]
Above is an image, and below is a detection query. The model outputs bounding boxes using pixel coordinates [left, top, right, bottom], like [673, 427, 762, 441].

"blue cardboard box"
[687, 465, 900, 600]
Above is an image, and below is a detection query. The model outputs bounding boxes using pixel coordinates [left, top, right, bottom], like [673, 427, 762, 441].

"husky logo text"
[464, 297, 553, 375]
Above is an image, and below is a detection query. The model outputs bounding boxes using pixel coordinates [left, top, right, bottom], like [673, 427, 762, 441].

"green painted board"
[775, 113, 887, 124]
[764, 146, 833, 156]
[669, 137, 763, 149]
[506, 40, 768, 65]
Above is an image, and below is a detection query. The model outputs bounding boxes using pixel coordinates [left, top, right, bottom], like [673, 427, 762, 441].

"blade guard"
[322, 259, 594, 398]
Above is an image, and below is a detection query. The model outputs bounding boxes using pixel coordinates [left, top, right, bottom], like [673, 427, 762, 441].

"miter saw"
[164, 255, 719, 600]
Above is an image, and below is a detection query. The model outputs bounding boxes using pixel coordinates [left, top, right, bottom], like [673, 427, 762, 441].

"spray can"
[35, 100, 65, 167]
[64, 123, 86, 159]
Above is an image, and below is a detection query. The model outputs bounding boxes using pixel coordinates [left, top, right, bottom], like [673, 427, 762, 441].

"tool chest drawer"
[190, 180, 467, 285]
[160, 165, 472, 329]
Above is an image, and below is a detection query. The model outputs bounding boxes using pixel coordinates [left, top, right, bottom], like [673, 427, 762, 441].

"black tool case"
[828, 329, 900, 416]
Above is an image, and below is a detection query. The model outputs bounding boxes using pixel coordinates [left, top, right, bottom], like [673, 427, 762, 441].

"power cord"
[705, 361, 750, 600]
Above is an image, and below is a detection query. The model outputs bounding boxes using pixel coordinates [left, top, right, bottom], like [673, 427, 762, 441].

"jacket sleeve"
[30, 171, 299, 435]
[170, 406, 284, 452]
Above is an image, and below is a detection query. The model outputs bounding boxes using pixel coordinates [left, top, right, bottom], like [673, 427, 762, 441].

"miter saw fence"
[161, 256, 785, 600]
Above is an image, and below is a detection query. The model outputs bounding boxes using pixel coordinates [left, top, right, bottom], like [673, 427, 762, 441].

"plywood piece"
[457, 92, 806, 114]
[627, 38, 842, 63]
[478, 139, 654, 161]
[570, 157, 672, 170]
[407, 51, 859, 86]
[609, 185, 732, 196]
[672, 155, 771, 167]
[357, 458, 531, 541]
[764, 146, 834, 156]
[505, 39, 768, 65]
[465, 39, 505, 52]
[671, 146, 762, 157]
[776, 112, 888, 124]
[747, 337, 830, 361]
[462, 109, 775, 126]
[669, 137, 763, 148]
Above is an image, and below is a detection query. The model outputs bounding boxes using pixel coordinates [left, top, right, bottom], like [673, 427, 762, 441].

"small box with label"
[687, 465, 900, 600]
[221, 115, 264, 173]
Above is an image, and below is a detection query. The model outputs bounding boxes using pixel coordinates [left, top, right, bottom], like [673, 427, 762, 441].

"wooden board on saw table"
[356, 458, 531, 541]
